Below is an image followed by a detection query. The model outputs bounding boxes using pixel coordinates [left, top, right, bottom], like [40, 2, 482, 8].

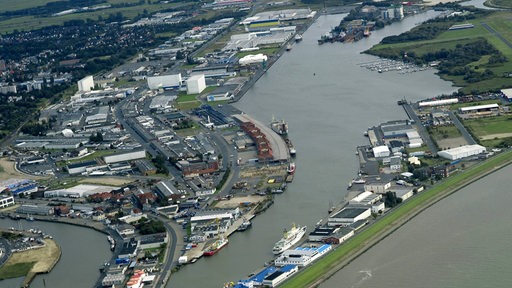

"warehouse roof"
[331, 207, 369, 219]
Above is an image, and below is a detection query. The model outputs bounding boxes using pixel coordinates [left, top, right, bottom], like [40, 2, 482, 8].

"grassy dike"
[281, 150, 512, 288]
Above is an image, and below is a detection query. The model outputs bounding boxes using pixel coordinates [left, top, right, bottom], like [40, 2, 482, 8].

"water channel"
[1, 3, 497, 288]
[169, 10, 457, 288]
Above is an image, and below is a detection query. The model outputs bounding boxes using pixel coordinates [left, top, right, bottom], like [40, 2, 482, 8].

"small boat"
[286, 44, 292, 51]
[287, 162, 296, 174]
[270, 118, 288, 135]
[237, 219, 252, 231]
[295, 34, 303, 42]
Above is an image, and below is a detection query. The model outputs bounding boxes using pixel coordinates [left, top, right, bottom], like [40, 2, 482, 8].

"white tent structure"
[437, 145, 486, 160]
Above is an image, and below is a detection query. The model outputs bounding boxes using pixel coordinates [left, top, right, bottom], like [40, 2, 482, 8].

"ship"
[294, 34, 303, 42]
[287, 162, 296, 174]
[272, 224, 307, 254]
[203, 237, 228, 256]
[237, 219, 252, 232]
[270, 118, 288, 135]
[364, 27, 371, 37]
[285, 139, 296, 157]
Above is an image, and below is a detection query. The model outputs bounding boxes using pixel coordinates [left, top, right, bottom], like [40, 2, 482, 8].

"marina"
[358, 59, 432, 74]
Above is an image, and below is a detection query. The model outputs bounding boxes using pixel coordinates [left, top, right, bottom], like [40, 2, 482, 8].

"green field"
[0, 1, 194, 34]
[0, 0, 61, 12]
[429, 125, 463, 141]
[369, 11, 512, 93]
[0, 262, 36, 280]
[281, 150, 512, 288]
[463, 115, 512, 136]
[485, 0, 512, 8]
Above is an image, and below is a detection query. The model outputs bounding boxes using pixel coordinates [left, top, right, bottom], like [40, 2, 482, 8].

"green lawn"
[176, 101, 201, 111]
[485, 0, 512, 9]
[429, 125, 463, 141]
[463, 115, 512, 136]
[236, 47, 280, 59]
[66, 149, 119, 164]
[0, 262, 36, 280]
[176, 94, 198, 103]
[281, 150, 512, 288]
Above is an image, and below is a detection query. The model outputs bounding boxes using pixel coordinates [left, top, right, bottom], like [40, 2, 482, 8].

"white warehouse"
[186, 74, 206, 94]
[239, 54, 268, 66]
[103, 150, 147, 164]
[147, 74, 182, 90]
[78, 75, 94, 92]
[437, 144, 486, 160]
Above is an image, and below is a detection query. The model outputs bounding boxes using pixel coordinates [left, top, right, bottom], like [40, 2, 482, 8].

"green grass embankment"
[281, 150, 512, 288]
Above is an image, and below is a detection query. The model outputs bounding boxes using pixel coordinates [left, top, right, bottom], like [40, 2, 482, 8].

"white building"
[437, 144, 486, 160]
[78, 75, 94, 92]
[349, 191, 382, 206]
[239, 54, 268, 65]
[274, 245, 332, 267]
[186, 74, 206, 94]
[262, 265, 299, 287]
[0, 195, 15, 209]
[147, 74, 182, 89]
[103, 150, 146, 164]
[371, 202, 385, 214]
[364, 181, 391, 194]
[418, 98, 458, 107]
[373, 145, 390, 158]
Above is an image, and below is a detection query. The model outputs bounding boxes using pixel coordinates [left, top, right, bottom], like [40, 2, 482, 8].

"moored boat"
[295, 34, 303, 42]
[203, 237, 228, 256]
[287, 162, 296, 174]
[270, 118, 288, 135]
[237, 219, 252, 232]
[272, 224, 307, 254]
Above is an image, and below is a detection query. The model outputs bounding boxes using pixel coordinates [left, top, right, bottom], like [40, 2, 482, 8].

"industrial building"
[372, 145, 390, 158]
[138, 233, 168, 249]
[149, 95, 176, 111]
[239, 54, 268, 66]
[66, 160, 101, 175]
[78, 75, 94, 92]
[135, 159, 157, 176]
[236, 266, 277, 287]
[437, 144, 486, 160]
[380, 120, 416, 138]
[308, 226, 337, 242]
[154, 180, 180, 199]
[261, 265, 298, 287]
[85, 106, 109, 125]
[0, 179, 38, 195]
[206, 85, 237, 102]
[16, 204, 54, 216]
[103, 150, 146, 164]
[323, 227, 355, 245]
[44, 184, 119, 198]
[186, 74, 206, 94]
[348, 191, 382, 206]
[418, 98, 458, 107]
[328, 207, 371, 227]
[0, 195, 15, 209]
[364, 181, 391, 194]
[147, 74, 182, 90]
[459, 103, 499, 115]
[274, 244, 332, 267]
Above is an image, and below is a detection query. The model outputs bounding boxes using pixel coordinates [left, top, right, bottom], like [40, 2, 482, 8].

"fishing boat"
[272, 224, 307, 254]
[203, 237, 228, 256]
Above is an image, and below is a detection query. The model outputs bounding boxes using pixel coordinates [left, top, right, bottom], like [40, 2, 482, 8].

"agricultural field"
[368, 11, 512, 93]
[0, 1, 194, 34]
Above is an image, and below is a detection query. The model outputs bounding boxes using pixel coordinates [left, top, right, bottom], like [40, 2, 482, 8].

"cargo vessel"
[270, 118, 288, 135]
[272, 224, 307, 254]
[203, 237, 228, 256]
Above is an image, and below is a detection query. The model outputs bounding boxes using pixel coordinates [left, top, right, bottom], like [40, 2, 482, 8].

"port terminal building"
[274, 244, 332, 267]
[328, 207, 371, 227]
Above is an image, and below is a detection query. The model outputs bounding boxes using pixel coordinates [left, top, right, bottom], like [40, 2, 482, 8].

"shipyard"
[1, 0, 512, 287]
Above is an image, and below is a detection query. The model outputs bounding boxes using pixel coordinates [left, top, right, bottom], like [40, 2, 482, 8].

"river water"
[0, 6, 487, 288]
[168, 10, 457, 288]
[0, 219, 111, 288]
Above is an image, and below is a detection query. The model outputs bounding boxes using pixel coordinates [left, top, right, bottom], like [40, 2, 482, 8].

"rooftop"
[330, 207, 369, 219]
